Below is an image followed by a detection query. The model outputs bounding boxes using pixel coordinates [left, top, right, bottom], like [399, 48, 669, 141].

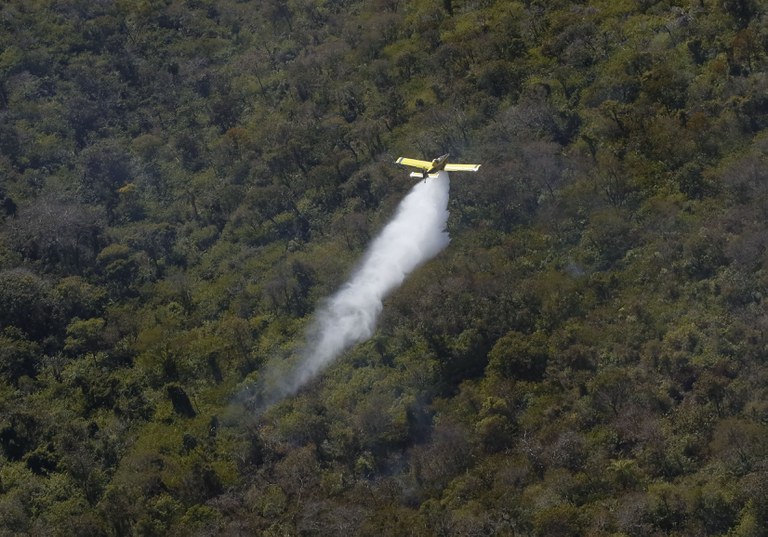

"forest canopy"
[2, 0, 768, 535]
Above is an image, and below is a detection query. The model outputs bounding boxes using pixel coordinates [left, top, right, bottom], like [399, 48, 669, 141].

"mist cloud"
[255, 171, 451, 408]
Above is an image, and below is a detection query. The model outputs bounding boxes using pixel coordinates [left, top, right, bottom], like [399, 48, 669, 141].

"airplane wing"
[395, 157, 432, 170]
[444, 163, 481, 172]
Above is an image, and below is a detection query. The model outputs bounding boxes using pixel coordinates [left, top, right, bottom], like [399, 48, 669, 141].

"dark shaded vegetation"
[2, 0, 768, 534]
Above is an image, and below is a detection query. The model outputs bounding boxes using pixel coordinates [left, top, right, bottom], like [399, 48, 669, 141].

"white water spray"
[257, 171, 451, 407]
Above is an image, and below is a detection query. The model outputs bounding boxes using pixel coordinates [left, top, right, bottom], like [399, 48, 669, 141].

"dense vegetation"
[2, 0, 768, 534]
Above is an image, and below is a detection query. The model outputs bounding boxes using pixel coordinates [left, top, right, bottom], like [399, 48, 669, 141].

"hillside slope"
[1, 0, 768, 535]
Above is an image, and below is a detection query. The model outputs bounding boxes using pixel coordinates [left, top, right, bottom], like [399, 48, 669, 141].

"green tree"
[0, 268, 56, 341]
[487, 330, 548, 381]
[0, 327, 40, 383]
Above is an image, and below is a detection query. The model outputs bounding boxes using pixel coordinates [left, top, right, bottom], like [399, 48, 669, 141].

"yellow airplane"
[395, 153, 481, 179]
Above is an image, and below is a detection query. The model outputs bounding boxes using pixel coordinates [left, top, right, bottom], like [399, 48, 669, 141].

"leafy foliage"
[2, 0, 768, 534]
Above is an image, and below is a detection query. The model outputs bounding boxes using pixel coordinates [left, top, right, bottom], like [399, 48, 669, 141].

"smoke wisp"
[256, 171, 451, 408]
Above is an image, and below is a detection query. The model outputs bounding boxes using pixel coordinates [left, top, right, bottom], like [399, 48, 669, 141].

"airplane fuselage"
[426, 154, 451, 173]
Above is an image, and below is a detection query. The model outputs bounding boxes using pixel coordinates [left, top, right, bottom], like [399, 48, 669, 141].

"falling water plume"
[254, 171, 451, 409]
